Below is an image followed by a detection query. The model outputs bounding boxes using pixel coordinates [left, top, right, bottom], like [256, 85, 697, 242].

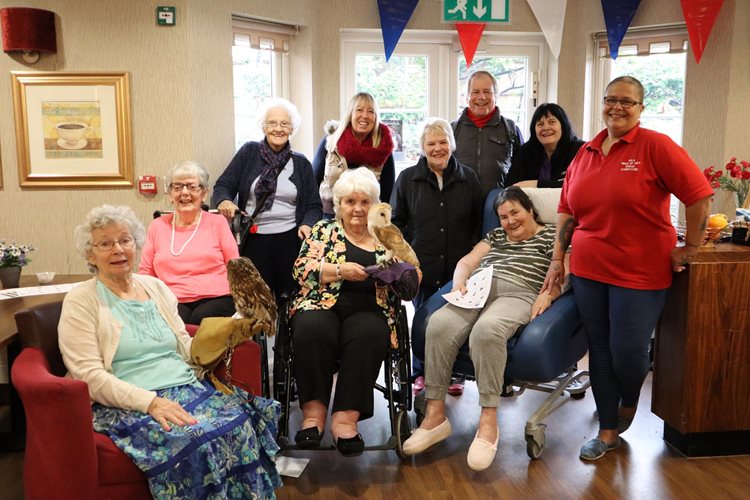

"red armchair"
[11, 300, 262, 500]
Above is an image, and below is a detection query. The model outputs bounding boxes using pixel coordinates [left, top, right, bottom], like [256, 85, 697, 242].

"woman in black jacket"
[506, 103, 584, 188]
[390, 117, 484, 391]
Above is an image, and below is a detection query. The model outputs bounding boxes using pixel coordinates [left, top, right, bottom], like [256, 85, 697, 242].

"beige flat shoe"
[402, 418, 452, 455]
[467, 429, 499, 471]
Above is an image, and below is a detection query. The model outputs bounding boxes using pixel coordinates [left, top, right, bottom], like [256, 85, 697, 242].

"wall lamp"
[1, 7, 56, 64]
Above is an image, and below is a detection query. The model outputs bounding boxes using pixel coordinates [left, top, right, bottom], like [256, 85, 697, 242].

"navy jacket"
[390, 156, 483, 289]
[212, 141, 322, 228]
[506, 138, 585, 188]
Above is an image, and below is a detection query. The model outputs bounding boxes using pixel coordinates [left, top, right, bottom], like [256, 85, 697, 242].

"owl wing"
[373, 225, 420, 268]
[228, 260, 278, 337]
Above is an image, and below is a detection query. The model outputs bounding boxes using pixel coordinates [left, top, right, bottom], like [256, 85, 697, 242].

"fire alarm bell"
[138, 175, 158, 194]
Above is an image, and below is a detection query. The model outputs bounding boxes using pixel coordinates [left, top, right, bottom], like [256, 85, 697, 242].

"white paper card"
[0, 282, 82, 301]
[275, 456, 310, 478]
[442, 265, 493, 309]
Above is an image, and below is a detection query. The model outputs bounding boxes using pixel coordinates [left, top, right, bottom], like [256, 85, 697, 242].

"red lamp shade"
[0, 7, 56, 54]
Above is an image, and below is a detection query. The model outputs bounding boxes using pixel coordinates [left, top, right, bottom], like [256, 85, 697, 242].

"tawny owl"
[319, 149, 348, 214]
[367, 202, 420, 268]
[226, 257, 277, 337]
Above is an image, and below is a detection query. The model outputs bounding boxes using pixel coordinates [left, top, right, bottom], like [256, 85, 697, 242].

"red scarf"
[468, 107, 497, 129]
[336, 123, 393, 167]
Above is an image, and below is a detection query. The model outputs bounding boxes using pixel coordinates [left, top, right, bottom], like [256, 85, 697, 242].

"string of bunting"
[375, 0, 726, 66]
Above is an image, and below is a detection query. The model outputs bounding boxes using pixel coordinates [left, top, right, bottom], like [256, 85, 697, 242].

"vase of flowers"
[0, 240, 35, 289]
[704, 157, 750, 209]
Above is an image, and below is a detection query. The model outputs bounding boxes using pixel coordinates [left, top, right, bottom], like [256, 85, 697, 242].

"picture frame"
[11, 71, 134, 188]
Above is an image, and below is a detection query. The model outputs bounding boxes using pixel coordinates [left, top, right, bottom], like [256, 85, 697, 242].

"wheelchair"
[411, 187, 591, 460]
[271, 299, 415, 458]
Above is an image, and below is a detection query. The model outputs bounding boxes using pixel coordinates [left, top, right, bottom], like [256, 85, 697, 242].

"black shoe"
[335, 433, 364, 457]
[295, 427, 324, 448]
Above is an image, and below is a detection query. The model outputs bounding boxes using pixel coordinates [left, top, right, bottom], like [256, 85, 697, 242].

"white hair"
[165, 160, 209, 193]
[332, 168, 380, 221]
[419, 117, 456, 154]
[74, 205, 145, 273]
[257, 97, 302, 136]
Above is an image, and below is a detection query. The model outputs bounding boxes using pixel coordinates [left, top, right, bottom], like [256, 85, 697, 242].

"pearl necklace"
[170, 211, 203, 256]
[345, 227, 368, 243]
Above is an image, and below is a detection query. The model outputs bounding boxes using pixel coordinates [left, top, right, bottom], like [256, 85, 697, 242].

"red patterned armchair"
[11, 300, 262, 500]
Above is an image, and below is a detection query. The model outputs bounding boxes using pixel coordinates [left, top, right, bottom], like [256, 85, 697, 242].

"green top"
[97, 280, 196, 391]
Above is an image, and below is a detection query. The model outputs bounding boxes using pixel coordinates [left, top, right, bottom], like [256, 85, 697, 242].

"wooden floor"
[2, 370, 749, 499]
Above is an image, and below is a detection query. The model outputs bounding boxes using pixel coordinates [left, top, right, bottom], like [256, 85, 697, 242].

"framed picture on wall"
[11, 71, 133, 188]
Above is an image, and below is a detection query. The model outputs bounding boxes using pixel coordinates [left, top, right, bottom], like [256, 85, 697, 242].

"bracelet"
[335, 263, 342, 279]
[551, 258, 564, 262]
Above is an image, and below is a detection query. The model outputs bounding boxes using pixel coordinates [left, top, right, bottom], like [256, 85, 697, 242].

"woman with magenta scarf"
[312, 92, 395, 217]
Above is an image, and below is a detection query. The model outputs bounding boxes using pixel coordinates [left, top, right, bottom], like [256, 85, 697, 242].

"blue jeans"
[570, 274, 667, 430]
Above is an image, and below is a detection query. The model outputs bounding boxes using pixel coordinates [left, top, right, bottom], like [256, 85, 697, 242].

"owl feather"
[226, 257, 278, 337]
[367, 202, 420, 268]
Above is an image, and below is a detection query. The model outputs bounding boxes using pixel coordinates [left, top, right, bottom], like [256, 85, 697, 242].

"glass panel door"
[232, 46, 276, 150]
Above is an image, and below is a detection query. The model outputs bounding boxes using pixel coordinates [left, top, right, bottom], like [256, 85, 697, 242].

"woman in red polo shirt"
[542, 76, 713, 461]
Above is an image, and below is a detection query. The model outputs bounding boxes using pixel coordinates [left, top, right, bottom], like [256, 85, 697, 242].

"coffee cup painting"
[42, 101, 103, 158]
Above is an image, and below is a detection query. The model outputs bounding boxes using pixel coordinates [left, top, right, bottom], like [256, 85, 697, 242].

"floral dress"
[290, 219, 401, 348]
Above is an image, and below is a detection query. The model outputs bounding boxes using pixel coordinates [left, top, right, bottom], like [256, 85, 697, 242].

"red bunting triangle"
[680, 0, 725, 64]
[456, 23, 486, 67]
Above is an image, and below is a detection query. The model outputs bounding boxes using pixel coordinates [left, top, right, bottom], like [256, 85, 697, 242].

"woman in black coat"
[390, 117, 484, 391]
[506, 103, 584, 188]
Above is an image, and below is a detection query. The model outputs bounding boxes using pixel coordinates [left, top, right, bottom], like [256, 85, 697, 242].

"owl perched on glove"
[226, 257, 277, 337]
[367, 202, 420, 268]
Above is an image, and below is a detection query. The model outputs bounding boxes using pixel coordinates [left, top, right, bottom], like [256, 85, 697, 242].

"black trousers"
[178, 295, 236, 326]
[291, 308, 389, 420]
[241, 228, 300, 305]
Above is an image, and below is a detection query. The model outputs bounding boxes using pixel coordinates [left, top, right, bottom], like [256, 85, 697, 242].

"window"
[592, 26, 688, 145]
[342, 31, 546, 177]
[231, 16, 296, 150]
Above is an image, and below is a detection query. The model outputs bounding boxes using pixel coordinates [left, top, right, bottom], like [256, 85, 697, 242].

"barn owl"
[226, 257, 277, 337]
[367, 202, 420, 268]
[319, 149, 348, 214]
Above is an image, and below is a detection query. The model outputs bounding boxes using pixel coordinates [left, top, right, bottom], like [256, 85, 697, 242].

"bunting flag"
[680, 0, 725, 64]
[600, 0, 641, 59]
[377, 0, 420, 62]
[526, 0, 567, 60]
[456, 22, 486, 67]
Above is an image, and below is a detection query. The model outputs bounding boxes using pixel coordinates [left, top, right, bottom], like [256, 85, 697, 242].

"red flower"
[743, 171, 750, 180]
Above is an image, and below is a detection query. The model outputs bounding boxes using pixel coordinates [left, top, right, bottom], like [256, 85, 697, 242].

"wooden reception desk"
[652, 242, 750, 456]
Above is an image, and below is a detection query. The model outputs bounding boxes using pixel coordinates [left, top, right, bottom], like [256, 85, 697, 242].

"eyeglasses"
[265, 120, 292, 131]
[169, 183, 203, 193]
[91, 236, 135, 252]
[602, 97, 641, 109]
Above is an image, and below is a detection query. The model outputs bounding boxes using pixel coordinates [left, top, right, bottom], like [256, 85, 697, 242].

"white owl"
[367, 202, 420, 268]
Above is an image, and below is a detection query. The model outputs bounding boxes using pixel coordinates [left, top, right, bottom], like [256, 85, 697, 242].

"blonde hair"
[327, 92, 383, 152]
[419, 117, 456, 154]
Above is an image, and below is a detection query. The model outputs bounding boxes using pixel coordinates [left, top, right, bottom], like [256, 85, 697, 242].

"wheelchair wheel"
[525, 430, 546, 459]
[394, 410, 413, 459]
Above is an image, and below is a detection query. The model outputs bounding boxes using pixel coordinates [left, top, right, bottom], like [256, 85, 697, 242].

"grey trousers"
[424, 278, 536, 407]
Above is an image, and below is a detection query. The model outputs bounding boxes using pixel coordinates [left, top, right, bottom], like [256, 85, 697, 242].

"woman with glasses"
[213, 98, 322, 304]
[541, 76, 713, 461]
[59, 204, 282, 498]
[506, 103, 585, 188]
[139, 161, 239, 325]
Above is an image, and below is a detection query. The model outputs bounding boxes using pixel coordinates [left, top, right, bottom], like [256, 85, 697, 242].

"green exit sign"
[156, 6, 176, 26]
[443, 0, 509, 23]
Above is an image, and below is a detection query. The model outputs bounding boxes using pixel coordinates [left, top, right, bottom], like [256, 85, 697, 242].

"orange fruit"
[707, 213, 729, 230]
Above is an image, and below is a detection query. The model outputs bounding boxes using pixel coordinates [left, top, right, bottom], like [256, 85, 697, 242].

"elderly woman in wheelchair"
[403, 187, 561, 470]
[288, 168, 404, 457]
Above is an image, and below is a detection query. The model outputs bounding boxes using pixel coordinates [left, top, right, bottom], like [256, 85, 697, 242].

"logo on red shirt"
[620, 158, 640, 172]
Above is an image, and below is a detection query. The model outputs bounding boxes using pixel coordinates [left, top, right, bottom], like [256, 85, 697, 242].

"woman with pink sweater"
[139, 161, 238, 324]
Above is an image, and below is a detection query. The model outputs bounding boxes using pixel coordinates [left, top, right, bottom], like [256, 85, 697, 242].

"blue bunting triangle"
[377, 0, 420, 62]
[600, 0, 641, 59]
